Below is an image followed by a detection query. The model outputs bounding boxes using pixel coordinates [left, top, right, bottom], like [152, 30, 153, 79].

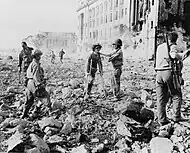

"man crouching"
[21, 49, 51, 119]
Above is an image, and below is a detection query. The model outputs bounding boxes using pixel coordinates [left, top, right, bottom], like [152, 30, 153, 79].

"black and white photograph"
[1, 0, 190, 152]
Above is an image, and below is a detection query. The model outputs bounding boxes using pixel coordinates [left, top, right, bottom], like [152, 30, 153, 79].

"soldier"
[155, 32, 190, 126]
[50, 50, 56, 64]
[59, 49, 65, 63]
[21, 49, 51, 119]
[84, 44, 103, 100]
[18, 42, 33, 85]
[103, 39, 123, 100]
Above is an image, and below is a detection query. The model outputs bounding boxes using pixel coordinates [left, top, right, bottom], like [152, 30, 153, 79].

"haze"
[0, 0, 78, 50]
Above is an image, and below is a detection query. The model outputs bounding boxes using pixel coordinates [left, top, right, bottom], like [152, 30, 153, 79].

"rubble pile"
[1, 57, 190, 153]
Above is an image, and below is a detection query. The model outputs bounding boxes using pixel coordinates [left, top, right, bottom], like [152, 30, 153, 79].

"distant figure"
[59, 49, 65, 63]
[18, 42, 33, 85]
[50, 50, 56, 64]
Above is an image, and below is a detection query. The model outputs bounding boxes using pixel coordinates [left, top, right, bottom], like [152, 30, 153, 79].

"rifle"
[154, 26, 158, 68]
[165, 33, 181, 92]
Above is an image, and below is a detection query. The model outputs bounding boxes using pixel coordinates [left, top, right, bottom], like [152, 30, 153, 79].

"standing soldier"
[59, 49, 65, 63]
[84, 44, 103, 100]
[104, 39, 123, 100]
[155, 32, 190, 126]
[50, 50, 56, 64]
[18, 42, 33, 85]
[21, 49, 51, 119]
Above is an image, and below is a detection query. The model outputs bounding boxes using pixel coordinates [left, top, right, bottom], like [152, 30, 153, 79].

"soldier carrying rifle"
[155, 31, 190, 126]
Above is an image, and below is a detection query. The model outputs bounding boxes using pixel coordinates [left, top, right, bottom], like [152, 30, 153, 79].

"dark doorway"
[184, 1, 190, 35]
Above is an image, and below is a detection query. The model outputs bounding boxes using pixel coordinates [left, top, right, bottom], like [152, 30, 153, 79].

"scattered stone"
[115, 138, 128, 150]
[0, 118, 14, 129]
[46, 135, 64, 144]
[25, 147, 41, 153]
[141, 89, 152, 103]
[70, 144, 88, 153]
[0, 103, 13, 111]
[69, 79, 80, 89]
[0, 116, 4, 124]
[7, 131, 24, 153]
[91, 138, 99, 143]
[61, 121, 72, 135]
[38, 117, 62, 131]
[62, 87, 72, 99]
[141, 147, 150, 153]
[6, 86, 16, 93]
[44, 127, 60, 135]
[92, 143, 104, 153]
[116, 119, 132, 137]
[54, 145, 67, 153]
[150, 137, 173, 153]
[51, 101, 64, 111]
[30, 133, 50, 153]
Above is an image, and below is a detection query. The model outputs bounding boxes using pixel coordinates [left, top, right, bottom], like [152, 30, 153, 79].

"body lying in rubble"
[21, 49, 51, 119]
[84, 43, 103, 100]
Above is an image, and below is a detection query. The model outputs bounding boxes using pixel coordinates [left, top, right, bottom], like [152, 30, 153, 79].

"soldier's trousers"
[22, 79, 51, 118]
[112, 66, 122, 97]
[156, 70, 182, 124]
[84, 69, 97, 95]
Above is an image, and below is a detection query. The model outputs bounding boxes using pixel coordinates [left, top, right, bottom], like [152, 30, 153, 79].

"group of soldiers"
[18, 42, 65, 119]
[18, 39, 123, 120]
[18, 33, 190, 127]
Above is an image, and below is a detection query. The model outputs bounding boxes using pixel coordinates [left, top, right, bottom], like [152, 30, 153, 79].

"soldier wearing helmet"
[18, 42, 33, 73]
[84, 43, 103, 100]
[21, 49, 51, 119]
[18, 42, 34, 86]
[103, 39, 123, 100]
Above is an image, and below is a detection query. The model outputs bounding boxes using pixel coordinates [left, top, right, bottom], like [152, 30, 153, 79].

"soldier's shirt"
[109, 49, 123, 67]
[26, 59, 44, 86]
[155, 42, 182, 71]
[19, 47, 33, 68]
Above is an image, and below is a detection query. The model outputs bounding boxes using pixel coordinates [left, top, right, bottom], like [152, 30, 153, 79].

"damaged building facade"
[41, 32, 77, 54]
[77, 0, 190, 59]
[76, 0, 159, 58]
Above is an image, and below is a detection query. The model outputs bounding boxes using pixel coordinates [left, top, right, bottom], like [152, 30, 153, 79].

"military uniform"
[21, 51, 50, 119]
[59, 49, 65, 63]
[109, 49, 123, 98]
[155, 40, 184, 125]
[18, 47, 33, 73]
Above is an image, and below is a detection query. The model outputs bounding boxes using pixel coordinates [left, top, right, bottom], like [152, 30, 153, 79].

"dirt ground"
[1, 52, 190, 153]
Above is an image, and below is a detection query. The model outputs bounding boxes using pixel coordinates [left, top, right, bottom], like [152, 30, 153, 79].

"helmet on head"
[33, 49, 43, 57]
[112, 39, 122, 46]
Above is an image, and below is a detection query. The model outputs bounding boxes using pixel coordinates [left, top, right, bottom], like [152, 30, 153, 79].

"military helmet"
[112, 39, 123, 46]
[33, 49, 43, 56]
